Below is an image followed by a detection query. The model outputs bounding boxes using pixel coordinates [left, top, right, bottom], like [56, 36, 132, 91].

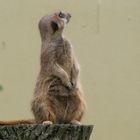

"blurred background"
[0, 0, 140, 140]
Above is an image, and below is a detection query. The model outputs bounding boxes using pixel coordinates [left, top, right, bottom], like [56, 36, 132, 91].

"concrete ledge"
[0, 124, 93, 140]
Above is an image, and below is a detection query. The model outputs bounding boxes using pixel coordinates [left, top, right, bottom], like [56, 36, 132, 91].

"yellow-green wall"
[0, 0, 140, 140]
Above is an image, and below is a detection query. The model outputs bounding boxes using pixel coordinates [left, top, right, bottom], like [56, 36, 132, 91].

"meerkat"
[0, 11, 86, 125]
[31, 10, 86, 124]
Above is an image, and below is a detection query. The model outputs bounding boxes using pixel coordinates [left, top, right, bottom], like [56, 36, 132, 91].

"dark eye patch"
[59, 12, 65, 18]
[51, 21, 59, 33]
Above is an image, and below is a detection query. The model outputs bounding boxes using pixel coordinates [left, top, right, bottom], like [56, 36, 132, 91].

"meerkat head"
[39, 10, 71, 39]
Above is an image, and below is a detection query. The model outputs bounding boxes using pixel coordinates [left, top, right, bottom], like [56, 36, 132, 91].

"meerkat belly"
[48, 78, 81, 123]
[52, 95, 80, 123]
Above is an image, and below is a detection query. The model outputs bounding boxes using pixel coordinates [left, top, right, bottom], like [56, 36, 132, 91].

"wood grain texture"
[0, 124, 93, 140]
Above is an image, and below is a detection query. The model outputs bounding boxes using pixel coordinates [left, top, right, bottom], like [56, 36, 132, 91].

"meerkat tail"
[0, 119, 35, 125]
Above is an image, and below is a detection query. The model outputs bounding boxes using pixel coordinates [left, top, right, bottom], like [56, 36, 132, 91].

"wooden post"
[0, 124, 93, 140]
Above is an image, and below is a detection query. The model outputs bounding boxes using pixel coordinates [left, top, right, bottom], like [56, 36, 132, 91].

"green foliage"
[0, 85, 3, 91]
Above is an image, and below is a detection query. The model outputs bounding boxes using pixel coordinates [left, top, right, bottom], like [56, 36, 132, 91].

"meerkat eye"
[59, 12, 65, 18]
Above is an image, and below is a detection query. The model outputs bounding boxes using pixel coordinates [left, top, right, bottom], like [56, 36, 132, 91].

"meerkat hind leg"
[43, 120, 53, 124]
[70, 120, 81, 125]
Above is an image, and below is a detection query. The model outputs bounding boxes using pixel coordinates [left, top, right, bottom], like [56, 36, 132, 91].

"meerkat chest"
[56, 44, 73, 67]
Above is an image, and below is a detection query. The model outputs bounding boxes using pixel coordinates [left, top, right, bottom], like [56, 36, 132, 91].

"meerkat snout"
[66, 13, 71, 23]
[56, 11, 72, 28]
[58, 11, 71, 23]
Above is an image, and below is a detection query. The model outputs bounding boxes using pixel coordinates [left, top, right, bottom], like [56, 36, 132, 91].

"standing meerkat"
[0, 11, 86, 125]
[31, 10, 86, 124]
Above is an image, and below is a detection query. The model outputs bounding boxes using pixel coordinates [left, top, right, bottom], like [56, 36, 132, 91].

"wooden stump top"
[0, 124, 93, 140]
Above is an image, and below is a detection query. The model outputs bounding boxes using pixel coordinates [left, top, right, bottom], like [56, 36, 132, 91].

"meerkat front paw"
[65, 81, 73, 90]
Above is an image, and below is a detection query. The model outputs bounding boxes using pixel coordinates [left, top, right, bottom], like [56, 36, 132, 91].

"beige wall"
[0, 0, 140, 140]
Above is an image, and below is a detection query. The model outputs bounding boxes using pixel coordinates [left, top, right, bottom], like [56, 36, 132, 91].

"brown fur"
[31, 11, 86, 124]
[0, 119, 35, 125]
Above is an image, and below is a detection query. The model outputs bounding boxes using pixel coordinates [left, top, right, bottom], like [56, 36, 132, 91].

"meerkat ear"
[51, 21, 59, 33]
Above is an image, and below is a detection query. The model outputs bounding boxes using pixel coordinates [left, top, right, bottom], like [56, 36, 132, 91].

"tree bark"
[0, 124, 93, 140]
